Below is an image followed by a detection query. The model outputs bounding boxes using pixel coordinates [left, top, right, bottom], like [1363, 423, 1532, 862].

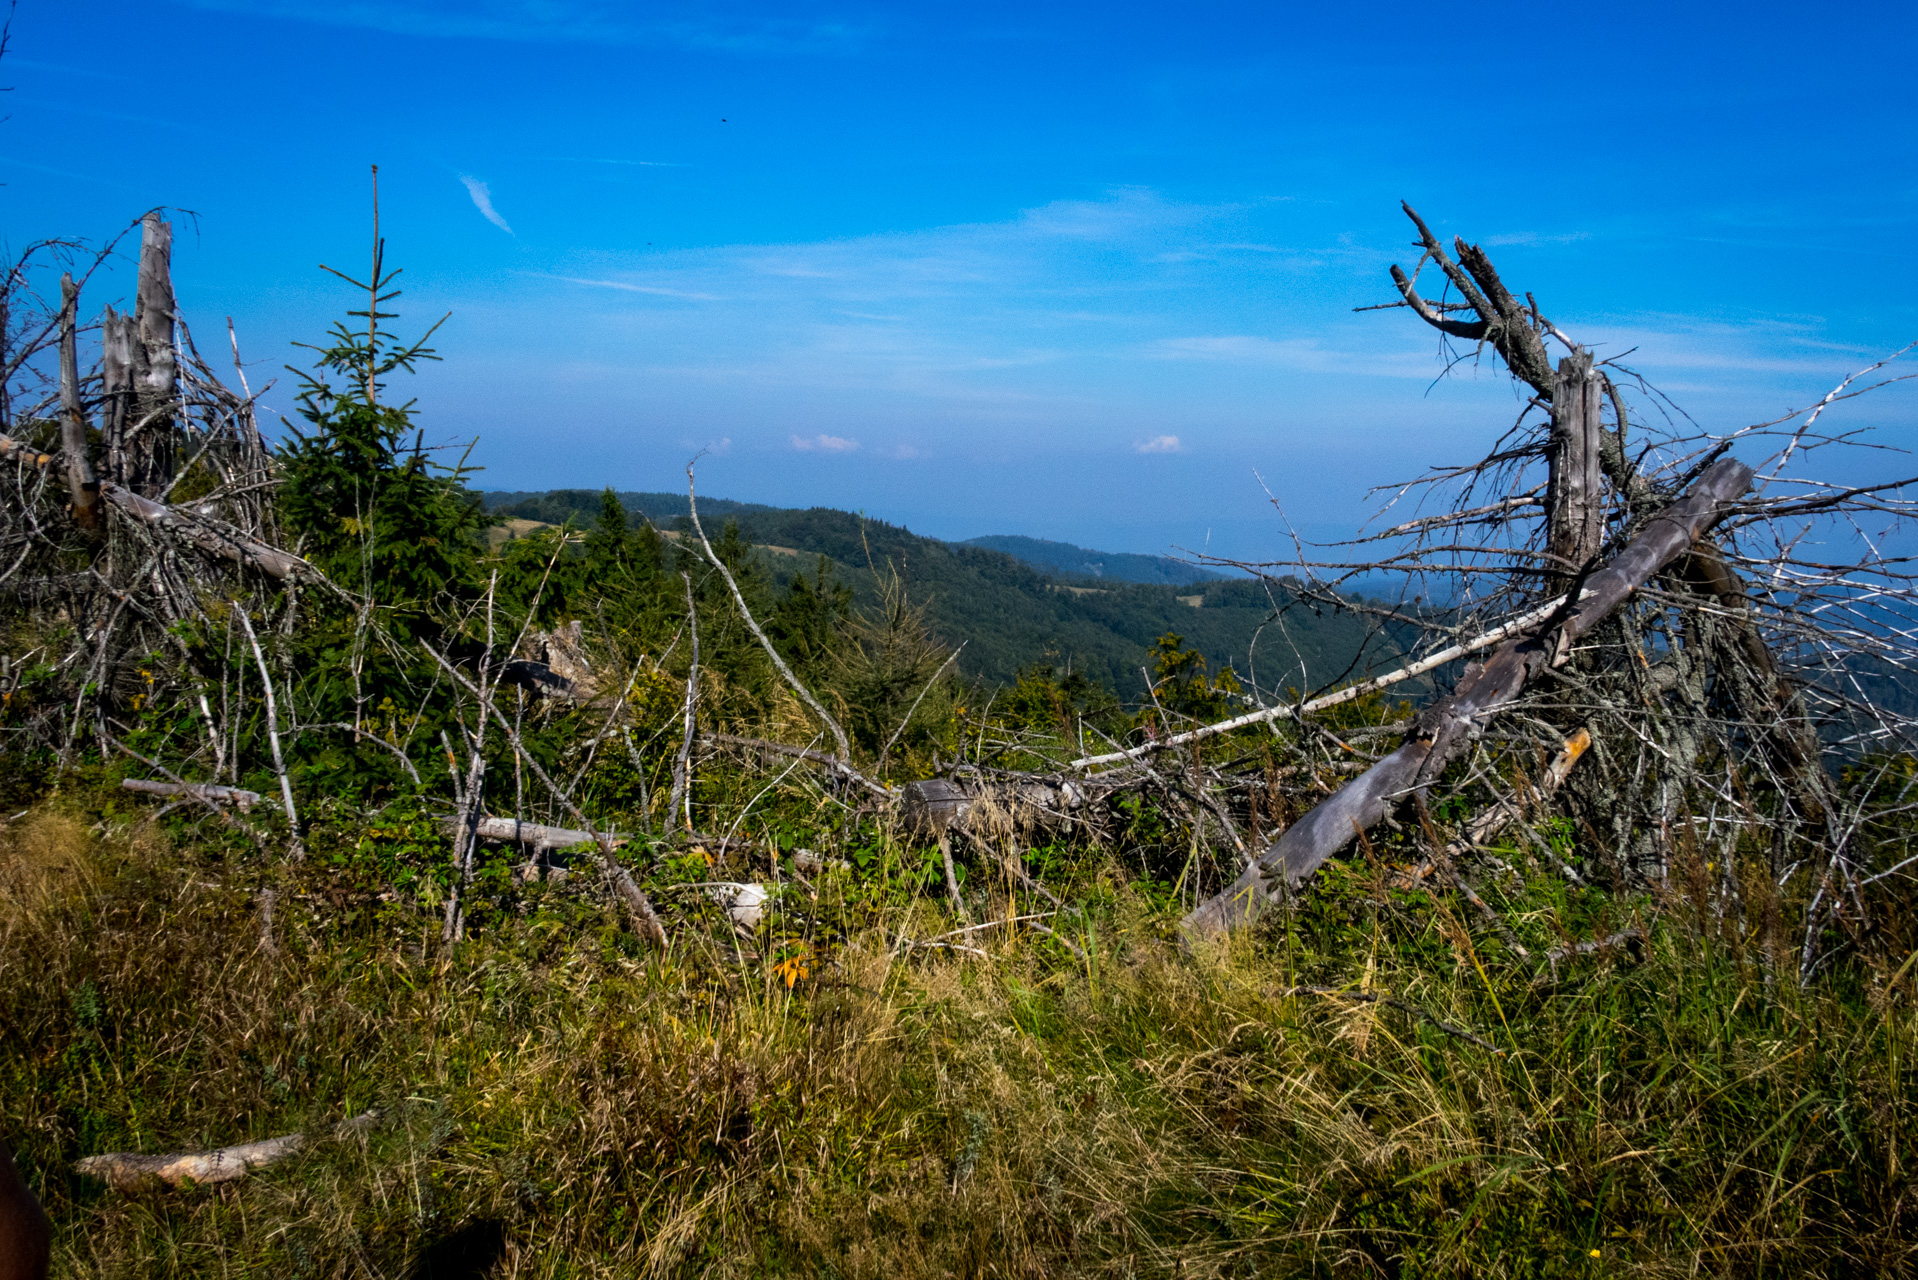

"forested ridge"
[482, 486, 1401, 694]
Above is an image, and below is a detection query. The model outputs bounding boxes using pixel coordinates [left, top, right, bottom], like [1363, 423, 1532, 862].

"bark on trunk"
[1547, 350, 1603, 586]
[100, 305, 135, 486]
[1184, 455, 1755, 939]
[130, 214, 178, 497]
[58, 273, 101, 531]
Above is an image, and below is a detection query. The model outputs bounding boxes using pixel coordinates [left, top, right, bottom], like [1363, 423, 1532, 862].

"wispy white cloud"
[792, 433, 859, 453]
[460, 175, 514, 234]
[546, 273, 723, 301]
[0, 154, 139, 190]
[546, 156, 688, 167]
[455, 190, 1900, 519]
[182, 0, 877, 54]
[1151, 335, 1440, 380]
[1480, 230, 1593, 248]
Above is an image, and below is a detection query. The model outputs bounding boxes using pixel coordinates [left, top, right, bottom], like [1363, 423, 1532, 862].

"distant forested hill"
[960, 535, 1221, 586]
[481, 489, 1410, 699]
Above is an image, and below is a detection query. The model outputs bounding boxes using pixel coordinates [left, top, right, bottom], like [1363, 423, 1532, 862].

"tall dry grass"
[2, 799, 1914, 1278]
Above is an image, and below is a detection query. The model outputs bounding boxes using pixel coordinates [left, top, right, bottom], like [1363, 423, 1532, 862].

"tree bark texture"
[99, 305, 135, 487]
[1547, 351, 1603, 586]
[57, 274, 100, 531]
[130, 214, 178, 497]
[1184, 455, 1755, 939]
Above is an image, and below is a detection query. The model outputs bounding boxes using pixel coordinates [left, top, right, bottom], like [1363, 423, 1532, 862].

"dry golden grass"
[2, 799, 1913, 1278]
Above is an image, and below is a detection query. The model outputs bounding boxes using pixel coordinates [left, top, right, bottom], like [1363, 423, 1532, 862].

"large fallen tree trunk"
[1184, 455, 1755, 939]
[100, 482, 315, 581]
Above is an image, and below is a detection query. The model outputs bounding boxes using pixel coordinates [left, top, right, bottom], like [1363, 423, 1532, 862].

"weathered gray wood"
[77, 1134, 305, 1192]
[668, 573, 699, 829]
[122, 778, 262, 810]
[901, 778, 973, 837]
[1388, 204, 1557, 395]
[1184, 455, 1756, 939]
[1069, 594, 1568, 769]
[99, 305, 135, 486]
[898, 777, 1085, 840]
[463, 815, 627, 850]
[1547, 350, 1603, 585]
[57, 273, 101, 531]
[74, 1111, 376, 1194]
[131, 214, 178, 497]
[100, 482, 317, 581]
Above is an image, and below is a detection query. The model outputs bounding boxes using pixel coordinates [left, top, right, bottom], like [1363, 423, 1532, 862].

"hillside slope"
[482, 490, 1408, 697]
[960, 534, 1221, 586]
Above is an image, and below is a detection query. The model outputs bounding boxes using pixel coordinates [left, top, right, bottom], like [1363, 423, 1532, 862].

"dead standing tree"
[1179, 204, 1918, 977]
[2, 212, 314, 832]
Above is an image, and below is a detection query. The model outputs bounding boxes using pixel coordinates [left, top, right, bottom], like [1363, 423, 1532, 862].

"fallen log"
[461, 816, 629, 850]
[100, 481, 316, 582]
[1184, 455, 1755, 939]
[74, 1111, 377, 1193]
[75, 1133, 305, 1193]
[122, 778, 262, 810]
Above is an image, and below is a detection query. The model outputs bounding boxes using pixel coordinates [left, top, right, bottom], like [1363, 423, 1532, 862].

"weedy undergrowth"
[3, 792, 1913, 1279]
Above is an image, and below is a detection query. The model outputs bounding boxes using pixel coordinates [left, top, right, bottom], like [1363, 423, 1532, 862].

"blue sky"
[11, 0, 1918, 560]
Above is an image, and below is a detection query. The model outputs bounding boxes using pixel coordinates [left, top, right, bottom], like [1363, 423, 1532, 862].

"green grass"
[4, 800, 1915, 1278]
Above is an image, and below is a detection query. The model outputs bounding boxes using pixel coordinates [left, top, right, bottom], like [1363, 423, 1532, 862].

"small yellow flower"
[1590, 1248, 1602, 1258]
